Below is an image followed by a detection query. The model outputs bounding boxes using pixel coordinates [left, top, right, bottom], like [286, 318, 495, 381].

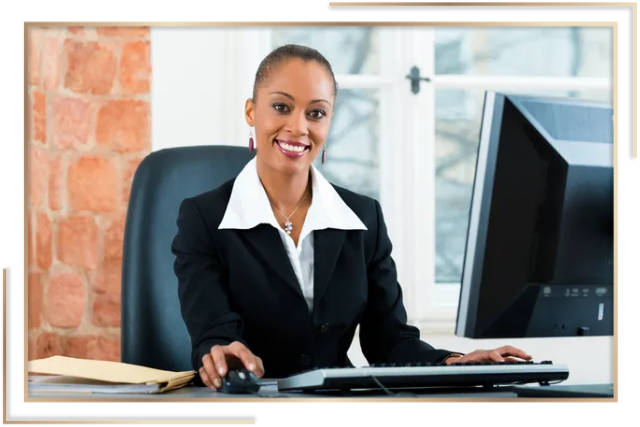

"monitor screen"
[455, 92, 614, 339]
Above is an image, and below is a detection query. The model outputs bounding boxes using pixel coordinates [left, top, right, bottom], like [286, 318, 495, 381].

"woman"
[172, 44, 531, 390]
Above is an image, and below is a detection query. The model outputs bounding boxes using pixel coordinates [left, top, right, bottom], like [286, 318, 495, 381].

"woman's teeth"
[274, 139, 309, 158]
[280, 142, 306, 152]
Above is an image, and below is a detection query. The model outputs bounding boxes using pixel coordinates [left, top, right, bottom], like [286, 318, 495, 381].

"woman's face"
[245, 58, 335, 176]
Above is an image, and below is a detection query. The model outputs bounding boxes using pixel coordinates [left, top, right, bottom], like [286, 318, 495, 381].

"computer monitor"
[455, 91, 614, 339]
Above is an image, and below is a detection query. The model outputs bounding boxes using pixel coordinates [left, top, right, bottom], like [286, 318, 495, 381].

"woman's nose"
[286, 112, 308, 136]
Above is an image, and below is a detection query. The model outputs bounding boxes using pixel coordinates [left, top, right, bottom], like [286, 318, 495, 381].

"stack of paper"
[28, 356, 195, 394]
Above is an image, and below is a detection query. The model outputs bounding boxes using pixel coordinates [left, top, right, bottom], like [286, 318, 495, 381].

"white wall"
[151, 28, 614, 386]
[151, 27, 268, 151]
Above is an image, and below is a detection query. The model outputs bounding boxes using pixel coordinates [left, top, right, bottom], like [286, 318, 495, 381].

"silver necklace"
[270, 189, 310, 235]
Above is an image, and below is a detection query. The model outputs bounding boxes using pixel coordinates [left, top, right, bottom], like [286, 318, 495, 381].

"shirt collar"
[218, 157, 367, 232]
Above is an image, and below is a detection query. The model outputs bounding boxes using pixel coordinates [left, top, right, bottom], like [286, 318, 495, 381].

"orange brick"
[123, 156, 143, 203]
[28, 212, 34, 266]
[33, 90, 46, 143]
[68, 156, 119, 213]
[97, 27, 149, 37]
[36, 332, 63, 359]
[65, 335, 120, 362]
[64, 40, 117, 95]
[57, 215, 99, 269]
[51, 96, 92, 149]
[36, 211, 52, 269]
[96, 100, 150, 153]
[120, 41, 150, 94]
[92, 257, 122, 328]
[41, 37, 60, 90]
[29, 145, 48, 209]
[104, 215, 126, 262]
[28, 27, 42, 85]
[94, 259, 122, 296]
[49, 154, 64, 211]
[93, 292, 121, 327]
[46, 270, 85, 328]
[67, 27, 84, 35]
[28, 333, 37, 360]
[28, 271, 44, 329]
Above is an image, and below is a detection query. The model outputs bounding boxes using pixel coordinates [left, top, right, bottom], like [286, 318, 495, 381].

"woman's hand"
[199, 341, 265, 390]
[444, 345, 532, 365]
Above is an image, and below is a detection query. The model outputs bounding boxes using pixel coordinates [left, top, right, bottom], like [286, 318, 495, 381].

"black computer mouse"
[219, 369, 261, 394]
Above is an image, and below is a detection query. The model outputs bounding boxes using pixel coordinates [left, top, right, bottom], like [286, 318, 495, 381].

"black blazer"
[171, 178, 455, 379]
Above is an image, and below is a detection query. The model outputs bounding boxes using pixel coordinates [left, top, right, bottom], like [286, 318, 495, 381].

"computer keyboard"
[277, 361, 569, 392]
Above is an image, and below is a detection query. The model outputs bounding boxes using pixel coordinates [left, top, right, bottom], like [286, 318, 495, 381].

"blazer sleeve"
[171, 197, 248, 372]
[359, 199, 457, 365]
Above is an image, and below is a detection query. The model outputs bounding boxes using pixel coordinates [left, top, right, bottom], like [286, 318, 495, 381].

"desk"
[27, 379, 612, 399]
[25, 384, 519, 399]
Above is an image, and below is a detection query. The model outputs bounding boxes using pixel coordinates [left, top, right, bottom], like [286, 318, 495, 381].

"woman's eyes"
[273, 103, 289, 113]
[272, 103, 326, 119]
[308, 109, 326, 119]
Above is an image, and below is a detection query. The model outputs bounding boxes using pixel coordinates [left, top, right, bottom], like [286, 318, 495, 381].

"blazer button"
[300, 354, 311, 365]
[320, 323, 330, 333]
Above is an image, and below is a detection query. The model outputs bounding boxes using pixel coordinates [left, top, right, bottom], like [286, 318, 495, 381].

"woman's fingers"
[201, 353, 221, 389]
[254, 356, 265, 378]
[202, 342, 265, 389]
[210, 345, 229, 378]
[225, 341, 261, 375]
[198, 367, 211, 388]
[497, 345, 532, 360]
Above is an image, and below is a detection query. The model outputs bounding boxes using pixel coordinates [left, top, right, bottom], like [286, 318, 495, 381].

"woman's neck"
[257, 160, 311, 214]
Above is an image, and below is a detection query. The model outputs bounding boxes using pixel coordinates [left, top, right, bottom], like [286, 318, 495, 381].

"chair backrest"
[121, 145, 254, 371]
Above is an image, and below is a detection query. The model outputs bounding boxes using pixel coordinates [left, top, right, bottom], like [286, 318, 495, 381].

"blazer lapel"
[240, 225, 303, 299]
[313, 228, 346, 311]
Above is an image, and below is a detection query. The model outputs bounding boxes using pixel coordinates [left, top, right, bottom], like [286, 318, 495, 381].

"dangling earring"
[321, 145, 326, 164]
[249, 128, 255, 152]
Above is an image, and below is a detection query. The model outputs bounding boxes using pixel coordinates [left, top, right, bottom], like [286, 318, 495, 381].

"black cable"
[369, 375, 418, 397]
[369, 375, 395, 396]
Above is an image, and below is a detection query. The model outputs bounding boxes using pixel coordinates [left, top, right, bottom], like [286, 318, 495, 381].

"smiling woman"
[246, 45, 337, 175]
[171, 43, 531, 391]
[242, 45, 340, 245]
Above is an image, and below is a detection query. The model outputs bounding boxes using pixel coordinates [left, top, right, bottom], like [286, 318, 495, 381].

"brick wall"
[27, 26, 151, 361]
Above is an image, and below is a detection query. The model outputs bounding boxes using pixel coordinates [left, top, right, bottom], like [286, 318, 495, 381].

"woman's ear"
[245, 98, 255, 127]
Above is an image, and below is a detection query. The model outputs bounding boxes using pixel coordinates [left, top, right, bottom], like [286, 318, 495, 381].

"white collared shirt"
[218, 158, 368, 311]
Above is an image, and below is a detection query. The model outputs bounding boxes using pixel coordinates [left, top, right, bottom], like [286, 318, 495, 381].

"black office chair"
[121, 145, 255, 372]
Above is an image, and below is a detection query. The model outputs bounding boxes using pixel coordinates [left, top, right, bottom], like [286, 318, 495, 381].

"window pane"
[435, 89, 611, 283]
[315, 89, 380, 200]
[270, 27, 380, 74]
[435, 27, 612, 77]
